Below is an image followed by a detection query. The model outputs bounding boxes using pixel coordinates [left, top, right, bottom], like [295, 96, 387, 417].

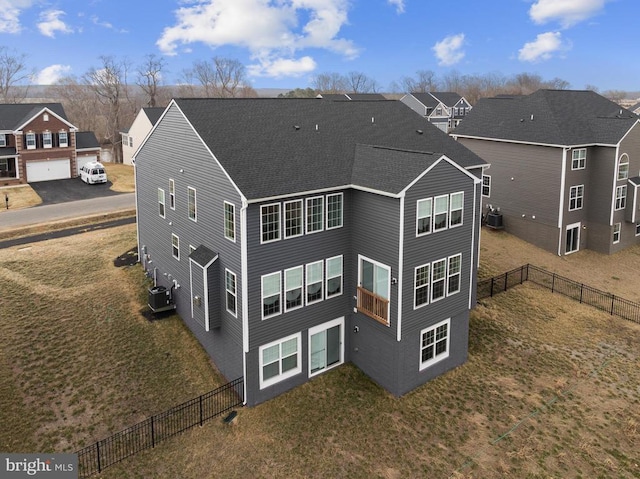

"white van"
[80, 161, 108, 184]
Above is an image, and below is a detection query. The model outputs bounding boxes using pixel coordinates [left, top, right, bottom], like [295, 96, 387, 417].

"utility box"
[148, 286, 175, 312]
[486, 212, 504, 230]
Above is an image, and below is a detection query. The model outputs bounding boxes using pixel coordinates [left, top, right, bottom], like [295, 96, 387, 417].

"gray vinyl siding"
[400, 95, 428, 118]
[614, 124, 640, 252]
[584, 147, 617, 253]
[135, 103, 244, 382]
[189, 261, 206, 329]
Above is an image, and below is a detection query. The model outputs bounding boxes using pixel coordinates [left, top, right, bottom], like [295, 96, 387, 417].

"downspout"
[397, 194, 405, 342]
[240, 197, 249, 405]
[469, 178, 479, 310]
[557, 148, 568, 256]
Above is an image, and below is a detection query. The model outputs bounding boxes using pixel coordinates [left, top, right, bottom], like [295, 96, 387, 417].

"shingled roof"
[143, 107, 165, 126]
[453, 89, 639, 146]
[0, 103, 70, 130]
[429, 92, 463, 106]
[172, 98, 485, 200]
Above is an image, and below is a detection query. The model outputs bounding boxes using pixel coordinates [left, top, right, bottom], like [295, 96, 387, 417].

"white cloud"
[388, 0, 405, 14]
[432, 33, 465, 66]
[33, 64, 72, 84]
[247, 55, 316, 77]
[38, 10, 73, 38]
[529, 0, 608, 28]
[157, 0, 358, 79]
[518, 31, 566, 62]
[0, 0, 34, 34]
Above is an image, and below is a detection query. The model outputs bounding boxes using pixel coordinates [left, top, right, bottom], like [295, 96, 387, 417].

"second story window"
[306, 196, 324, 234]
[0, 134, 5, 147]
[572, 149, 586, 170]
[59, 131, 68, 147]
[414, 264, 430, 308]
[188, 187, 197, 221]
[224, 202, 235, 241]
[26, 132, 36, 150]
[431, 258, 447, 302]
[171, 233, 180, 260]
[326, 255, 343, 298]
[42, 132, 52, 148]
[326, 193, 343, 229]
[615, 185, 627, 210]
[433, 195, 449, 232]
[261, 272, 281, 319]
[169, 179, 175, 209]
[618, 154, 629, 180]
[357, 255, 390, 325]
[285, 266, 303, 312]
[225, 270, 237, 316]
[158, 188, 166, 218]
[261, 203, 280, 243]
[306, 261, 324, 305]
[482, 175, 491, 197]
[416, 198, 432, 236]
[569, 185, 584, 211]
[284, 199, 303, 238]
[449, 192, 464, 227]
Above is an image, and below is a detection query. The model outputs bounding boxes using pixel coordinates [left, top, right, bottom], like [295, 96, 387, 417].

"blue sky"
[1, 0, 638, 93]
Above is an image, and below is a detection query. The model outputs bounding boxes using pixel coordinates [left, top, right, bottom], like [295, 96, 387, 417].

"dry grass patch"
[103, 163, 134, 193]
[0, 185, 42, 211]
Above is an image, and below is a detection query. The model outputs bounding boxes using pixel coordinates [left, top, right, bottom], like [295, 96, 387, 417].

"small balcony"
[356, 286, 389, 325]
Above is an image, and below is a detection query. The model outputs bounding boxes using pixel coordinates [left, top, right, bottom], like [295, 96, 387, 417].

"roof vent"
[620, 109, 623, 115]
[416, 129, 423, 135]
[530, 114, 534, 121]
[372, 117, 375, 123]
[294, 125, 300, 130]
[315, 124, 319, 131]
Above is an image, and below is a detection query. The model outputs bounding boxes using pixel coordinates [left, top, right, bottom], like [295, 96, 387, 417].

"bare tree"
[0, 47, 32, 103]
[137, 54, 167, 107]
[346, 71, 378, 93]
[47, 77, 102, 133]
[603, 90, 626, 104]
[312, 72, 347, 93]
[400, 70, 439, 93]
[183, 57, 253, 98]
[584, 84, 600, 92]
[547, 77, 571, 90]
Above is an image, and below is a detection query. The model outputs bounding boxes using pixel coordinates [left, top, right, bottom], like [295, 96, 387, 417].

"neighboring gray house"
[630, 101, 640, 116]
[316, 93, 387, 101]
[121, 107, 164, 165]
[452, 89, 640, 256]
[401, 92, 472, 132]
[134, 98, 486, 406]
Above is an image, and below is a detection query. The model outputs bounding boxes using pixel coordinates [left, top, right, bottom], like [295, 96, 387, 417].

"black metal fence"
[76, 377, 243, 478]
[477, 264, 640, 325]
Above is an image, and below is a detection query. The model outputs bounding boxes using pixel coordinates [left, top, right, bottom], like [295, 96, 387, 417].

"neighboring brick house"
[121, 107, 164, 166]
[0, 103, 100, 185]
[134, 98, 486, 406]
[401, 92, 472, 132]
[451, 89, 640, 255]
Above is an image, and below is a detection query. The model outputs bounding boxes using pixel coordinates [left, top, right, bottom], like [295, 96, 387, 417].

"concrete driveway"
[29, 178, 122, 205]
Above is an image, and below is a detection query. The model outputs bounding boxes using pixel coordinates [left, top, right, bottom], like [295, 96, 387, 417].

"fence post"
[611, 295, 615, 315]
[525, 264, 529, 282]
[151, 416, 155, 448]
[504, 271, 509, 292]
[490, 277, 495, 297]
[580, 284, 583, 303]
[96, 442, 101, 474]
[551, 273, 556, 293]
[199, 395, 204, 426]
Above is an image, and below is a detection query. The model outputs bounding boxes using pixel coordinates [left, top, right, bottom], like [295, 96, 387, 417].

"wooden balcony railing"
[357, 286, 389, 325]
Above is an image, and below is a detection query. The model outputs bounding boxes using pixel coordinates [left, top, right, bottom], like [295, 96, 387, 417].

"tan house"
[121, 107, 164, 165]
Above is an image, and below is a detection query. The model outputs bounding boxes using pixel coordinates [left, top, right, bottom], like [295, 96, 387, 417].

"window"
[431, 259, 447, 302]
[0, 134, 5, 147]
[613, 223, 621, 244]
[414, 264, 430, 308]
[259, 333, 301, 389]
[326, 193, 343, 229]
[129, 137, 133, 148]
[169, 179, 175, 210]
[636, 222, 640, 237]
[358, 256, 391, 324]
[225, 270, 237, 316]
[416, 198, 432, 236]
[306, 196, 324, 234]
[566, 223, 580, 254]
[420, 318, 450, 370]
[569, 185, 584, 211]
[261, 272, 281, 319]
[42, 132, 52, 148]
[284, 266, 303, 312]
[326, 255, 343, 298]
[158, 188, 166, 218]
[171, 234, 180, 260]
[482, 175, 491, 197]
[449, 192, 463, 227]
[26, 132, 36, 150]
[618, 154, 629, 181]
[284, 200, 303, 238]
[121, 133, 128, 147]
[58, 131, 68, 147]
[306, 261, 323, 305]
[615, 185, 627, 210]
[447, 254, 462, 295]
[433, 195, 449, 232]
[261, 203, 280, 243]
[188, 187, 197, 221]
[309, 318, 343, 377]
[572, 149, 586, 170]
[436, 107, 442, 116]
[224, 202, 235, 241]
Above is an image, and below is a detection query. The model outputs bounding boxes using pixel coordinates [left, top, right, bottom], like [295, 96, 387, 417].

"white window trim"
[284, 199, 304, 239]
[613, 222, 621, 244]
[615, 185, 627, 210]
[306, 196, 325, 234]
[0, 134, 5, 147]
[58, 131, 68, 148]
[284, 266, 304, 313]
[357, 254, 391, 324]
[419, 318, 451, 371]
[433, 194, 449, 232]
[42, 131, 52, 149]
[326, 192, 344, 230]
[449, 191, 464, 228]
[188, 187, 197, 222]
[414, 263, 430, 310]
[261, 271, 282, 320]
[26, 132, 36, 150]
[571, 148, 586, 170]
[308, 317, 344, 378]
[224, 201, 236, 242]
[306, 260, 324, 306]
[635, 222, 640, 237]
[565, 222, 581, 255]
[447, 254, 462, 296]
[169, 179, 175, 210]
[482, 175, 491, 197]
[416, 198, 432, 237]
[569, 185, 584, 211]
[171, 233, 180, 260]
[617, 153, 629, 181]
[225, 269, 237, 317]
[431, 258, 447, 303]
[325, 255, 343, 299]
[260, 203, 281, 244]
[259, 332, 302, 389]
[158, 188, 166, 218]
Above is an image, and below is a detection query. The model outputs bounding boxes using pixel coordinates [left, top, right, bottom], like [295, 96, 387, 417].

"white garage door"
[26, 159, 71, 182]
[77, 155, 98, 174]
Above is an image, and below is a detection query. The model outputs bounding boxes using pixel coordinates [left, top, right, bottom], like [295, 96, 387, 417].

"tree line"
[0, 46, 632, 162]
